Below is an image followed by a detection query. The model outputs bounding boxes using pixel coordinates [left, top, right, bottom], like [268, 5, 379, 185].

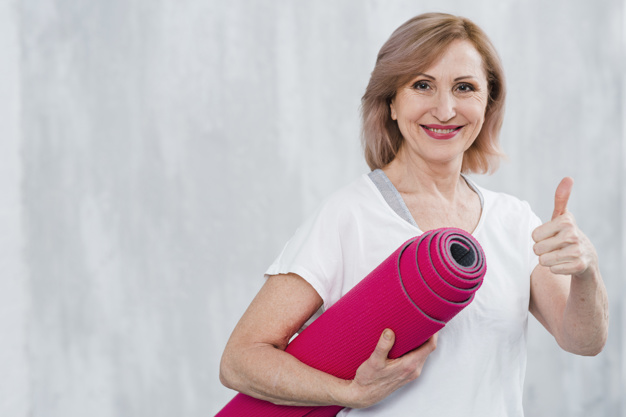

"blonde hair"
[361, 13, 506, 174]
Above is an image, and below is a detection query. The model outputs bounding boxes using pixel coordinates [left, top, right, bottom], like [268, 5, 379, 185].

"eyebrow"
[415, 73, 478, 82]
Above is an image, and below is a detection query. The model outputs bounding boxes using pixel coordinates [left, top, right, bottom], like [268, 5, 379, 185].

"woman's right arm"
[219, 273, 438, 409]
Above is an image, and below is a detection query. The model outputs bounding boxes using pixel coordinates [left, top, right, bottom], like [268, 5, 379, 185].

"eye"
[455, 83, 476, 93]
[412, 81, 432, 91]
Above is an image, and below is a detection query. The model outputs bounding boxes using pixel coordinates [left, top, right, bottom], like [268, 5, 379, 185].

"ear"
[390, 100, 397, 121]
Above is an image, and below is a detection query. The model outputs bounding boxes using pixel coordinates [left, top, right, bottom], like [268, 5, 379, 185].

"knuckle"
[399, 362, 416, 379]
[559, 216, 572, 229]
[430, 337, 438, 350]
[425, 339, 437, 353]
[411, 368, 422, 380]
[531, 230, 539, 242]
[563, 230, 578, 245]
[373, 345, 388, 359]
[372, 362, 385, 372]
[399, 359, 420, 378]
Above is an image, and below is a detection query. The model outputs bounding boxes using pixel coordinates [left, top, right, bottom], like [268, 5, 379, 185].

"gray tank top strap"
[368, 169, 418, 228]
[461, 173, 484, 210]
[367, 169, 484, 228]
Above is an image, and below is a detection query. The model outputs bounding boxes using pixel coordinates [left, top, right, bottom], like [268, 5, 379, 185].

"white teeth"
[426, 127, 456, 133]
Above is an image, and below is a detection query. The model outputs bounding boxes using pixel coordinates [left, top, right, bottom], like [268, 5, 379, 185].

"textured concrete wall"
[0, 0, 30, 415]
[2, 0, 624, 416]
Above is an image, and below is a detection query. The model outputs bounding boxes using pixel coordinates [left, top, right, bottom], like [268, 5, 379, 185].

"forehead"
[422, 40, 487, 80]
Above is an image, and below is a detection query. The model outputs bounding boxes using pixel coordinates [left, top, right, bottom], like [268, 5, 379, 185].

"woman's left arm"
[528, 177, 609, 356]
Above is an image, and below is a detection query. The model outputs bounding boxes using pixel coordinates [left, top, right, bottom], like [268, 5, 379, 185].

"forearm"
[218, 274, 432, 409]
[560, 267, 609, 355]
[220, 343, 354, 407]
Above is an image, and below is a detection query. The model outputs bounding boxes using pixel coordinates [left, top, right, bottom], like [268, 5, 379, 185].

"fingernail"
[384, 330, 392, 340]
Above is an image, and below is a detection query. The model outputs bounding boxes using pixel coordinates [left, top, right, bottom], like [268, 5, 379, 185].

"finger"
[531, 220, 561, 243]
[552, 177, 574, 220]
[549, 260, 585, 276]
[539, 251, 569, 268]
[533, 234, 570, 256]
[538, 244, 581, 267]
[370, 329, 395, 364]
[533, 212, 578, 245]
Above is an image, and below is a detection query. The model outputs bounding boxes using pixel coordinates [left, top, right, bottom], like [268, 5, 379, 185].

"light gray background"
[1, 0, 624, 416]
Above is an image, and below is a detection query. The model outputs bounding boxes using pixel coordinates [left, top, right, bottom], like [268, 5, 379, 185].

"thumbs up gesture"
[531, 178, 599, 279]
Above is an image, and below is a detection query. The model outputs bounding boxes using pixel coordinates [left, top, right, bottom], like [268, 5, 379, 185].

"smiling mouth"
[420, 125, 464, 140]
[421, 125, 463, 133]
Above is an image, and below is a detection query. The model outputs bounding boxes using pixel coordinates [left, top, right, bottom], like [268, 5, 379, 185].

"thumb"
[370, 329, 395, 363]
[552, 177, 574, 220]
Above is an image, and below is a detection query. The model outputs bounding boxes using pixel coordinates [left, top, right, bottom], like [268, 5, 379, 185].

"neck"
[382, 148, 466, 200]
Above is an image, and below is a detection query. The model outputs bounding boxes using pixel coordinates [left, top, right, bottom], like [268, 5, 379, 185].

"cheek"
[394, 93, 428, 120]
[466, 98, 488, 125]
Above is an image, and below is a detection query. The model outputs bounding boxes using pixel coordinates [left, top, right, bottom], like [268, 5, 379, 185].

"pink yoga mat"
[216, 227, 486, 416]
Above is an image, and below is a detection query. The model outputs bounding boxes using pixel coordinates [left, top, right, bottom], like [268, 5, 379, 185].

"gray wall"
[1, 0, 624, 416]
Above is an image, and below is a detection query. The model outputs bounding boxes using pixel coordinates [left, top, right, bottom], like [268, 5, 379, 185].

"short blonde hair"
[361, 13, 506, 174]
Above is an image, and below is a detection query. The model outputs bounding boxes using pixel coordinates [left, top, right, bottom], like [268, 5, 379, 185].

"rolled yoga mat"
[216, 227, 486, 416]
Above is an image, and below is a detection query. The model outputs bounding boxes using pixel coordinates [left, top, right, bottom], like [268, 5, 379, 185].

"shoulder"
[312, 173, 382, 221]
[265, 173, 388, 308]
[325, 173, 378, 205]
[284, 173, 382, 249]
[473, 183, 537, 220]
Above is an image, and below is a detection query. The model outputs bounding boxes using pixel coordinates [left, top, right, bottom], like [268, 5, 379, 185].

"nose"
[430, 91, 456, 122]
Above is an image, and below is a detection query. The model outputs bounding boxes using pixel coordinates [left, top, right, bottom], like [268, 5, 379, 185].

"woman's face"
[390, 40, 489, 168]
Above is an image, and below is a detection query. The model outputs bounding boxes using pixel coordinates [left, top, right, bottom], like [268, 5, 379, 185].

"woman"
[219, 13, 608, 415]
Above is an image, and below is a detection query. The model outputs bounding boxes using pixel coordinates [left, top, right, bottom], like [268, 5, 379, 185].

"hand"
[345, 329, 438, 409]
[531, 177, 599, 280]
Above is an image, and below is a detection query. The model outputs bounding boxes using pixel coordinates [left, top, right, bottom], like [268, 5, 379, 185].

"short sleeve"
[264, 200, 345, 308]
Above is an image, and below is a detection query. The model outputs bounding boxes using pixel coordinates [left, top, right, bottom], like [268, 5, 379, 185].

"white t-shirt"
[265, 172, 542, 416]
